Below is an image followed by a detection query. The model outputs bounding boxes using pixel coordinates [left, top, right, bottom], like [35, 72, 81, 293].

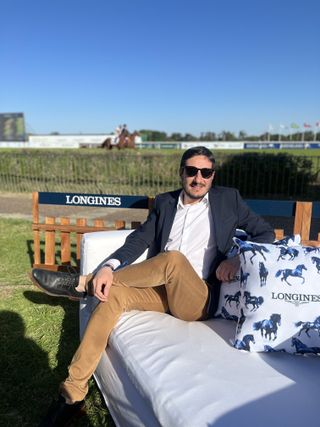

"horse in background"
[101, 130, 140, 150]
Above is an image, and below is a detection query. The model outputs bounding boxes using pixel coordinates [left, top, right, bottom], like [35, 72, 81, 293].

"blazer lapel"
[160, 192, 179, 251]
[209, 187, 224, 251]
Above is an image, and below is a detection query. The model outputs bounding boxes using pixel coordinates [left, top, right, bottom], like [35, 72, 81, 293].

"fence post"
[293, 201, 312, 241]
[32, 192, 41, 266]
[44, 217, 56, 266]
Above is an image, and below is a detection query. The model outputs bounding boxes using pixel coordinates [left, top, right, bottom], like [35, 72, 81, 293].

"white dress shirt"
[165, 191, 216, 278]
[105, 191, 216, 277]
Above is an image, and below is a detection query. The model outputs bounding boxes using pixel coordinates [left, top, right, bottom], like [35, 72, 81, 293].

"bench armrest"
[79, 230, 148, 335]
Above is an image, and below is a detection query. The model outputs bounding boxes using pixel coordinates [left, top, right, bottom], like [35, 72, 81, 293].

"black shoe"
[31, 269, 86, 300]
[39, 394, 85, 427]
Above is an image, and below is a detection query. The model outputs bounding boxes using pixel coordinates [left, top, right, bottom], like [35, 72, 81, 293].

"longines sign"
[66, 194, 121, 206]
[38, 192, 149, 209]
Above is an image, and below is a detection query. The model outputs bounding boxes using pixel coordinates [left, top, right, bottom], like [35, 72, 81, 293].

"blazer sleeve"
[236, 190, 275, 243]
[95, 195, 161, 269]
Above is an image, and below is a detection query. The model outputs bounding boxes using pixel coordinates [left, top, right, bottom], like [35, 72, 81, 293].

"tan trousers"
[61, 250, 209, 402]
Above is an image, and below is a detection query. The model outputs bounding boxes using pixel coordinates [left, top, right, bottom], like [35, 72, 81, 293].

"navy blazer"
[102, 186, 275, 315]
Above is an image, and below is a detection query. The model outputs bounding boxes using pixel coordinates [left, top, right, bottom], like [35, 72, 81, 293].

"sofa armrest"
[79, 230, 148, 335]
[80, 230, 134, 275]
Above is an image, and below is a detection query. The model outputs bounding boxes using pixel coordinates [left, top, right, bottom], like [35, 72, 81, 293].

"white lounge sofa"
[80, 230, 320, 427]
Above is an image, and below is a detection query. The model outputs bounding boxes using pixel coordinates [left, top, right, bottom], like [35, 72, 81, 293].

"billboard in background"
[181, 141, 244, 150]
[0, 112, 25, 141]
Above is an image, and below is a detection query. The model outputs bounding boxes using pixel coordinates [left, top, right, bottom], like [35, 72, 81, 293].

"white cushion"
[109, 311, 320, 427]
[81, 230, 148, 274]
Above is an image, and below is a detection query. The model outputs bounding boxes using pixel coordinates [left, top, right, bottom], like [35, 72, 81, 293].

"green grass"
[0, 218, 115, 426]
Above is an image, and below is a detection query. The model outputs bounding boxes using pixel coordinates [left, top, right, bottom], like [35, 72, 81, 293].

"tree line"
[139, 129, 320, 142]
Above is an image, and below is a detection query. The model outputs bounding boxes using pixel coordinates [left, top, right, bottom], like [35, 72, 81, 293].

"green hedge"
[0, 149, 319, 199]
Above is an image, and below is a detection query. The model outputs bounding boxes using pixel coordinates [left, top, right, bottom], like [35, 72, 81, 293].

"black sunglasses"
[184, 166, 215, 179]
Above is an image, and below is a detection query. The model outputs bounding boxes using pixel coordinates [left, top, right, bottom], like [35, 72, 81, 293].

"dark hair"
[180, 146, 215, 169]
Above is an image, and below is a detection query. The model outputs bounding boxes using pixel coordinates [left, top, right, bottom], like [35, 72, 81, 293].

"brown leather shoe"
[31, 269, 85, 300]
[39, 394, 85, 426]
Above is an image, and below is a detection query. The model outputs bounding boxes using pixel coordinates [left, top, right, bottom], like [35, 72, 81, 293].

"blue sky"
[1, 0, 319, 136]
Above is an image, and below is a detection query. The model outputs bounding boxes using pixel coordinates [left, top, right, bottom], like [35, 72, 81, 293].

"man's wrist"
[103, 263, 115, 271]
[101, 259, 121, 271]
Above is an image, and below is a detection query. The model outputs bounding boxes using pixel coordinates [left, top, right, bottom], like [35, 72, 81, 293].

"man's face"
[180, 155, 215, 203]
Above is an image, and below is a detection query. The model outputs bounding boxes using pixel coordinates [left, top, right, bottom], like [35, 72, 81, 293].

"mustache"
[190, 182, 206, 187]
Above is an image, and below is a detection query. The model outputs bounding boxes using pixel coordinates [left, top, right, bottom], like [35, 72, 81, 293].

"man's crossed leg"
[32, 251, 209, 426]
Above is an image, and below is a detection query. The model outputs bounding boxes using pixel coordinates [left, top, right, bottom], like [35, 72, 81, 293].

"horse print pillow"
[214, 234, 302, 322]
[233, 238, 320, 355]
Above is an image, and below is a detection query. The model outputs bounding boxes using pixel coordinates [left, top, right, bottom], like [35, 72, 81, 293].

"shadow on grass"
[23, 291, 81, 377]
[26, 239, 79, 271]
[0, 310, 52, 426]
[21, 291, 114, 426]
[1, 291, 93, 426]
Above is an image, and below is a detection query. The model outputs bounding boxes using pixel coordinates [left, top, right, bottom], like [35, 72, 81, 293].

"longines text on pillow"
[272, 292, 320, 305]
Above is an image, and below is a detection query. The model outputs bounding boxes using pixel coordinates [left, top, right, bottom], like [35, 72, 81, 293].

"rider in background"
[114, 124, 128, 145]
[113, 125, 122, 145]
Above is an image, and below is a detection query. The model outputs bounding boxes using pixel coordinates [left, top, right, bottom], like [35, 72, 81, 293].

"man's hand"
[92, 266, 114, 302]
[216, 256, 240, 282]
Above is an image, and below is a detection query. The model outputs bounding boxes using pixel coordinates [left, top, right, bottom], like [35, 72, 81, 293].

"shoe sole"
[65, 403, 86, 427]
[29, 273, 82, 301]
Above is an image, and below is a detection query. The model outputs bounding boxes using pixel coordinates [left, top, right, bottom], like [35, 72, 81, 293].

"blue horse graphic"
[234, 238, 270, 264]
[275, 264, 307, 286]
[264, 345, 286, 353]
[273, 235, 298, 246]
[221, 307, 238, 322]
[224, 291, 241, 308]
[311, 256, 320, 274]
[243, 291, 264, 311]
[259, 262, 268, 286]
[253, 313, 281, 340]
[277, 246, 299, 261]
[291, 337, 320, 355]
[234, 334, 255, 351]
[304, 247, 320, 255]
[295, 316, 320, 337]
[237, 308, 246, 334]
[240, 267, 250, 287]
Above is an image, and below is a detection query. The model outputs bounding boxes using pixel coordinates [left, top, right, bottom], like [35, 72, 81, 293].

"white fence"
[1, 138, 320, 150]
[0, 134, 112, 149]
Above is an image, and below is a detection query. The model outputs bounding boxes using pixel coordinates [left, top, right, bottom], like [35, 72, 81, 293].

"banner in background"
[181, 142, 244, 150]
[244, 143, 281, 149]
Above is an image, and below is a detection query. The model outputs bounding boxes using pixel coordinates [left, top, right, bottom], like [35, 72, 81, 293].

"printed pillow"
[214, 234, 301, 322]
[233, 238, 320, 355]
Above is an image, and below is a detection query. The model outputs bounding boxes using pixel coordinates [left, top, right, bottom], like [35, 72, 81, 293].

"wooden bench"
[32, 191, 153, 270]
[245, 199, 320, 246]
[32, 192, 320, 271]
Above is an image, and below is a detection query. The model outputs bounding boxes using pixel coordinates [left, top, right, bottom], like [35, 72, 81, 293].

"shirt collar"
[177, 191, 209, 210]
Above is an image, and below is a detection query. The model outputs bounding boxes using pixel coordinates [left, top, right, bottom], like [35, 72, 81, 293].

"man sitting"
[32, 146, 274, 426]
